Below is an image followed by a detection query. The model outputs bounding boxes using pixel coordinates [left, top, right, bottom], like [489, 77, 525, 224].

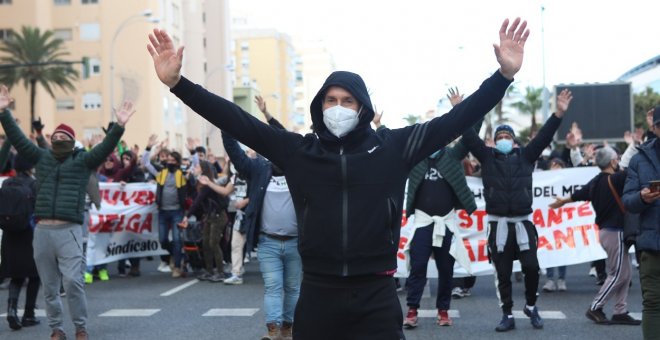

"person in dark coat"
[0, 154, 40, 330]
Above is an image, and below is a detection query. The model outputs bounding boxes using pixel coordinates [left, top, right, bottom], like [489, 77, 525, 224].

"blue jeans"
[158, 209, 183, 268]
[257, 234, 302, 325]
[546, 266, 566, 280]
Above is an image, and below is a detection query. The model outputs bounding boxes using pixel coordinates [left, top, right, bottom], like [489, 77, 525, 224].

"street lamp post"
[541, 5, 550, 121]
[109, 9, 159, 121]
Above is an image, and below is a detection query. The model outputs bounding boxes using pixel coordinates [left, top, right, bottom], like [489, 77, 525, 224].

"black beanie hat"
[13, 153, 35, 173]
[495, 124, 516, 139]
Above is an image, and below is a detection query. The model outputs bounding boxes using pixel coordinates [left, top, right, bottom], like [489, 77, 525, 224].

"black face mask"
[51, 140, 75, 161]
[167, 164, 178, 172]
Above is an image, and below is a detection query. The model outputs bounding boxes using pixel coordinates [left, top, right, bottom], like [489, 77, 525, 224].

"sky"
[231, 0, 660, 129]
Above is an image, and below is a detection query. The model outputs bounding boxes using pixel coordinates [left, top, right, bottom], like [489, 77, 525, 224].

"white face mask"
[322, 105, 360, 138]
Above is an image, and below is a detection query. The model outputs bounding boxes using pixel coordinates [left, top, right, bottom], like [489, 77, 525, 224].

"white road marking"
[160, 279, 199, 296]
[512, 310, 566, 319]
[417, 310, 460, 318]
[202, 308, 260, 317]
[99, 309, 160, 317]
[0, 309, 46, 317]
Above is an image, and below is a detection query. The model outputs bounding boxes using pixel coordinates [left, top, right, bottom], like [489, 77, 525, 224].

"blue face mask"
[495, 139, 513, 154]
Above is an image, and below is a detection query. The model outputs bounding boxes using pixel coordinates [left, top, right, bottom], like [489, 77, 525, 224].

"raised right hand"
[494, 18, 530, 80]
[0, 85, 14, 111]
[147, 29, 184, 88]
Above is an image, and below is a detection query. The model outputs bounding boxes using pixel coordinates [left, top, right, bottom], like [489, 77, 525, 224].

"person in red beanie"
[0, 85, 136, 340]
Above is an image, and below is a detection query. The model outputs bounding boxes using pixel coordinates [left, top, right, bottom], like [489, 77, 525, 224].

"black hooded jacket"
[171, 70, 511, 276]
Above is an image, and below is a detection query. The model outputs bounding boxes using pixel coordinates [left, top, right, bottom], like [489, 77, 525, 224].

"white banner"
[395, 166, 608, 278]
[86, 182, 167, 266]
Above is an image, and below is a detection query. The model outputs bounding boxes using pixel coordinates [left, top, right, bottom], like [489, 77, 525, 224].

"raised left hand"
[555, 89, 573, 118]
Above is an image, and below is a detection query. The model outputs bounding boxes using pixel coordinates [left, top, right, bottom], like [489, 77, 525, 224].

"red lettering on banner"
[141, 213, 153, 233]
[464, 240, 476, 262]
[135, 190, 156, 206]
[125, 214, 140, 233]
[547, 208, 563, 227]
[99, 189, 155, 206]
[537, 236, 552, 250]
[472, 210, 487, 231]
[100, 214, 118, 232]
[87, 213, 151, 234]
[577, 202, 593, 217]
[397, 236, 408, 260]
[89, 215, 103, 233]
[458, 210, 471, 229]
[563, 206, 576, 219]
[533, 209, 546, 228]
[400, 210, 408, 227]
[574, 224, 592, 246]
[553, 228, 575, 249]
[477, 239, 488, 262]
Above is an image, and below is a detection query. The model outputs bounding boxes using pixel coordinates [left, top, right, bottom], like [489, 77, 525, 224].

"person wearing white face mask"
[148, 17, 530, 340]
[462, 89, 573, 332]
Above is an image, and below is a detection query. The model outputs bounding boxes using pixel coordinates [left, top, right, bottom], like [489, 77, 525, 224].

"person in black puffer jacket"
[462, 89, 573, 332]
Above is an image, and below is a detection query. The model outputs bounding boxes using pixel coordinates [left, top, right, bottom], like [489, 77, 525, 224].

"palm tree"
[0, 26, 79, 129]
[403, 114, 421, 125]
[511, 86, 543, 133]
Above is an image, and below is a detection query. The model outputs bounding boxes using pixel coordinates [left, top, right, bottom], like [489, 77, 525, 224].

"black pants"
[293, 273, 405, 340]
[8, 277, 40, 315]
[488, 220, 539, 315]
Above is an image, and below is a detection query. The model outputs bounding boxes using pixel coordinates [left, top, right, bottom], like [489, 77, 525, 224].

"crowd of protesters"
[0, 16, 658, 340]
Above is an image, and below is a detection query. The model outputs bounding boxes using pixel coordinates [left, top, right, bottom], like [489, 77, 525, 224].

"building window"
[83, 128, 102, 141]
[241, 41, 249, 51]
[173, 100, 183, 123]
[80, 23, 100, 41]
[241, 76, 250, 87]
[172, 4, 180, 28]
[53, 29, 72, 41]
[82, 92, 102, 110]
[81, 0, 98, 3]
[56, 99, 75, 111]
[241, 57, 249, 69]
[202, 12, 206, 23]
[89, 58, 101, 76]
[54, 0, 70, 5]
[0, 0, 12, 5]
[162, 97, 169, 118]
[0, 29, 13, 41]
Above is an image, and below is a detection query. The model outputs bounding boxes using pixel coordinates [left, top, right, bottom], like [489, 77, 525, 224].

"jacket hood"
[310, 71, 374, 143]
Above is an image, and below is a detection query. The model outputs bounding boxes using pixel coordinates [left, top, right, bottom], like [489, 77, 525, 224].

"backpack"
[0, 178, 35, 232]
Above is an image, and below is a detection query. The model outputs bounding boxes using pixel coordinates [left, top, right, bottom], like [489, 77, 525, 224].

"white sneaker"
[158, 262, 172, 273]
[588, 267, 597, 277]
[224, 275, 243, 285]
[557, 279, 567, 291]
[461, 288, 471, 297]
[542, 280, 557, 292]
[451, 287, 465, 299]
